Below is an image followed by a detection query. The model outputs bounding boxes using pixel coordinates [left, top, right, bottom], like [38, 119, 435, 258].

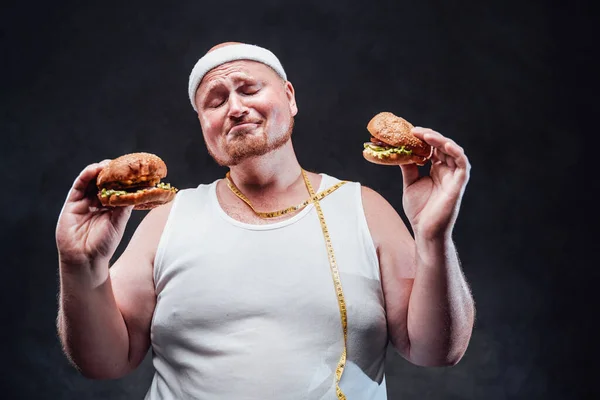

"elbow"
[436, 329, 473, 367]
[409, 348, 468, 368]
[435, 349, 468, 367]
[73, 359, 131, 380]
[432, 304, 475, 367]
[404, 332, 473, 368]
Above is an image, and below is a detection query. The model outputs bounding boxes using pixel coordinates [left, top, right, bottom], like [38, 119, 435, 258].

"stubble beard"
[207, 118, 295, 167]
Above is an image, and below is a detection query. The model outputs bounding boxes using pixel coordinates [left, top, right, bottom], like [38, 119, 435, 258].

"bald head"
[207, 41, 244, 53]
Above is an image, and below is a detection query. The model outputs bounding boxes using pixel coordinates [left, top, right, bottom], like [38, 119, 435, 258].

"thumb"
[399, 164, 420, 189]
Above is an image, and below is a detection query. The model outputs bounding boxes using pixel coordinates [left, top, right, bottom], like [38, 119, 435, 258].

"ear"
[284, 81, 298, 117]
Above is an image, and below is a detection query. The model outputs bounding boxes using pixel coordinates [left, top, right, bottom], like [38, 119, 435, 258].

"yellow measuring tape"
[225, 169, 349, 398]
[225, 171, 346, 219]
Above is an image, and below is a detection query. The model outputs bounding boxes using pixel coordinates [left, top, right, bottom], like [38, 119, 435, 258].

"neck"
[227, 140, 303, 195]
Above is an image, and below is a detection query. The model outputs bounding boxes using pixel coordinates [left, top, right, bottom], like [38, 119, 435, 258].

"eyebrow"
[203, 73, 257, 95]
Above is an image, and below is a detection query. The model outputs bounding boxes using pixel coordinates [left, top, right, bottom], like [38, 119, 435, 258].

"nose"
[227, 93, 248, 119]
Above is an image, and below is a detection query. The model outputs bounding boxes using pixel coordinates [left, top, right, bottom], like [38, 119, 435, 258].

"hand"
[56, 160, 133, 268]
[399, 127, 471, 240]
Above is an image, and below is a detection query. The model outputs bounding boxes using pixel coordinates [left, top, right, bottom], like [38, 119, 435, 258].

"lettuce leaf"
[364, 143, 413, 158]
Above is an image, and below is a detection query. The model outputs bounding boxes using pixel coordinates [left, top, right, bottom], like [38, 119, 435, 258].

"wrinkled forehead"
[201, 60, 267, 85]
[196, 60, 283, 100]
[188, 43, 287, 111]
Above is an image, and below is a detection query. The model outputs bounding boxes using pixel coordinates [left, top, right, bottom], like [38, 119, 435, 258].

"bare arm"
[408, 234, 473, 366]
[57, 261, 129, 379]
[362, 127, 475, 367]
[56, 161, 172, 379]
[362, 186, 474, 367]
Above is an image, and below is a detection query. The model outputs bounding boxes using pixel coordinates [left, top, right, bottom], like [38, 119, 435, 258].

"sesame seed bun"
[97, 152, 167, 189]
[96, 152, 177, 210]
[364, 112, 433, 166]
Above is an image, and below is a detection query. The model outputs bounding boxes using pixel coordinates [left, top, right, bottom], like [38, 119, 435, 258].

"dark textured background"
[2, 0, 596, 399]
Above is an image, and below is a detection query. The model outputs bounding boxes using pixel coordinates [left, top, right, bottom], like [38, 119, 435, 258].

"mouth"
[228, 122, 260, 136]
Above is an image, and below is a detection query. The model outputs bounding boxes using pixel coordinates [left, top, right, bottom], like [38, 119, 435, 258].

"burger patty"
[100, 175, 162, 190]
[370, 136, 391, 147]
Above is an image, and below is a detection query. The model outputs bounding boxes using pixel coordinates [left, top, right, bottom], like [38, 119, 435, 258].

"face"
[194, 60, 298, 166]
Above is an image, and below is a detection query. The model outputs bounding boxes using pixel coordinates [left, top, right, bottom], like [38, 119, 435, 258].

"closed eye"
[206, 96, 226, 108]
[241, 84, 260, 95]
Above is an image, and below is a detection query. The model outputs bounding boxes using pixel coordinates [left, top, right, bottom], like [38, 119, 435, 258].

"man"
[56, 42, 475, 399]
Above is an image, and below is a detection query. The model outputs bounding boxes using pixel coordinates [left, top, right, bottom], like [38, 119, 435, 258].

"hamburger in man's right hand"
[363, 112, 433, 166]
[97, 152, 178, 210]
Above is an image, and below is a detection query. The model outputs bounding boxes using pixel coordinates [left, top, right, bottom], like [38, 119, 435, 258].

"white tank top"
[145, 174, 389, 400]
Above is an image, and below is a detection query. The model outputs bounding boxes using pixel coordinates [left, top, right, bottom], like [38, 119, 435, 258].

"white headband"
[188, 43, 287, 112]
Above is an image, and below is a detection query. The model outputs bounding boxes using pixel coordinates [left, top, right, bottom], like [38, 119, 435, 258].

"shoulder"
[360, 185, 390, 210]
[112, 199, 175, 270]
[360, 185, 399, 226]
[359, 185, 417, 286]
[359, 185, 413, 252]
[315, 171, 393, 213]
[141, 194, 177, 233]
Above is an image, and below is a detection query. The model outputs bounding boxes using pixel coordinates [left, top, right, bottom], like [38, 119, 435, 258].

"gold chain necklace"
[225, 170, 346, 219]
[224, 169, 349, 399]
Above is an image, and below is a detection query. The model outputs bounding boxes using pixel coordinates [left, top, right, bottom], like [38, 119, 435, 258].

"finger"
[410, 127, 439, 143]
[67, 164, 101, 203]
[445, 152, 457, 169]
[443, 141, 469, 170]
[67, 160, 112, 203]
[432, 147, 447, 164]
[413, 128, 468, 169]
[412, 128, 464, 154]
[399, 163, 420, 188]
